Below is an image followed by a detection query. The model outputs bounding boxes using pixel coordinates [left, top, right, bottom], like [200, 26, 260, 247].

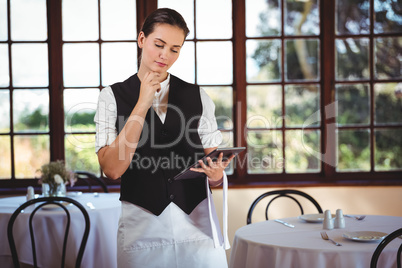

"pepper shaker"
[334, 209, 345, 229]
[323, 209, 334, 230]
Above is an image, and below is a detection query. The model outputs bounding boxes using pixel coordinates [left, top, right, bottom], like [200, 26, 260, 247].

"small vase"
[42, 183, 66, 197]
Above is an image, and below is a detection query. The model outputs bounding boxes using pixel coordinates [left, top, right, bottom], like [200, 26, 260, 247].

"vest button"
[168, 178, 172, 183]
[161, 130, 168, 136]
[169, 194, 175, 200]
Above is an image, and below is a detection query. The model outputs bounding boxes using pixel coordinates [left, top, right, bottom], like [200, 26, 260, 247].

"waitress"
[95, 8, 233, 268]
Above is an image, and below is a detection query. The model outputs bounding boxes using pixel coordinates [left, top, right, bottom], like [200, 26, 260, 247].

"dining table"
[229, 214, 402, 268]
[0, 192, 121, 268]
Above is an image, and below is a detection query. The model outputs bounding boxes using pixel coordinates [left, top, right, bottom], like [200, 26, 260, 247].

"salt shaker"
[323, 209, 334, 230]
[334, 209, 346, 229]
[27, 186, 35, 200]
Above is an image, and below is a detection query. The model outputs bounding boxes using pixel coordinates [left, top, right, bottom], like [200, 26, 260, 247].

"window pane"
[374, 82, 402, 125]
[0, 44, 9, 86]
[101, 42, 137, 86]
[375, 128, 402, 171]
[374, 0, 402, 34]
[203, 86, 233, 130]
[335, 38, 369, 81]
[10, 0, 47, 41]
[0, 0, 7, 41]
[65, 134, 99, 174]
[335, 0, 370, 35]
[285, 85, 320, 127]
[246, 0, 280, 37]
[14, 135, 50, 178]
[337, 129, 370, 172]
[196, 0, 232, 39]
[219, 131, 234, 175]
[285, 0, 319, 36]
[0, 90, 10, 132]
[197, 41, 232, 85]
[64, 88, 99, 133]
[13, 89, 49, 132]
[285, 129, 320, 173]
[12, 43, 49, 87]
[168, 41, 195, 83]
[247, 130, 283, 174]
[336, 83, 370, 126]
[63, 43, 100, 87]
[375, 37, 402, 79]
[62, 0, 99, 41]
[247, 39, 281, 83]
[0, 135, 11, 178]
[220, 131, 233, 148]
[285, 39, 319, 81]
[247, 85, 282, 128]
[100, 0, 136, 40]
[158, 0, 194, 39]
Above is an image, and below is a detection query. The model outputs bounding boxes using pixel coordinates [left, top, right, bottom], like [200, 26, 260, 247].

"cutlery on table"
[344, 215, 366, 220]
[274, 219, 295, 228]
[320, 231, 342, 246]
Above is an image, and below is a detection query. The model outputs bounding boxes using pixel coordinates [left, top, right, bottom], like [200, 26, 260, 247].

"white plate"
[342, 231, 387, 242]
[298, 213, 335, 223]
[41, 202, 71, 210]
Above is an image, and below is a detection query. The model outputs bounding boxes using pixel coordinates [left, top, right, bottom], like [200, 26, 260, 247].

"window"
[0, 0, 400, 190]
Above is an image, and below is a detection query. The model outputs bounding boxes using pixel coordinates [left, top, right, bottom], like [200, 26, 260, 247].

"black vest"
[111, 74, 207, 215]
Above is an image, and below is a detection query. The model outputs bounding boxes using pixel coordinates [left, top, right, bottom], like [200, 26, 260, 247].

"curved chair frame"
[247, 189, 323, 224]
[74, 171, 109, 193]
[370, 228, 402, 268]
[7, 196, 90, 268]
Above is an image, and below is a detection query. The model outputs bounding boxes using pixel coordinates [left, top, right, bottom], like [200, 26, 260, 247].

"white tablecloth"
[229, 215, 402, 268]
[0, 192, 121, 268]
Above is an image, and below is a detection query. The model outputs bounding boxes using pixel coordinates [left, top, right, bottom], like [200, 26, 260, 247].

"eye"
[155, 44, 163, 48]
[171, 49, 179, 54]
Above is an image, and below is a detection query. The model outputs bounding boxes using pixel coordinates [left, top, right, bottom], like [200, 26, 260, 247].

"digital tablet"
[173, 147, 246, 180]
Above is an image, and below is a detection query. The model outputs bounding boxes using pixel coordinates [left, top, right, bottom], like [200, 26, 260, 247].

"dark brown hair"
[140, 8, 190, 38]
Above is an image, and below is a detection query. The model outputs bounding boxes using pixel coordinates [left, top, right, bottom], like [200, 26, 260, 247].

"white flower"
[54, 174, 64, 184]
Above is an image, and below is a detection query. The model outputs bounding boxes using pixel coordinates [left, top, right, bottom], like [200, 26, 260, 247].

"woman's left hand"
[190, 152, 235, 187]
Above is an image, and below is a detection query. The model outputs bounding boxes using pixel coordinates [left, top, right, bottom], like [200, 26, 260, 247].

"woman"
[94, 8, 233, 268]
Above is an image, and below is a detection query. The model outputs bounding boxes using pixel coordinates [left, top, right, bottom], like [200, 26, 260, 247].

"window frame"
[0, 0, 401, 193]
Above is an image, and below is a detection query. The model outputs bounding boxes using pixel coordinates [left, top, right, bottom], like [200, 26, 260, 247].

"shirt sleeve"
[198, 88, 223, 148]
[94, 86, 118, 153]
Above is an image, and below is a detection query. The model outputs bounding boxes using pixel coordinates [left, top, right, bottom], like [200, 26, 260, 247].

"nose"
[160, 48, 167, 60]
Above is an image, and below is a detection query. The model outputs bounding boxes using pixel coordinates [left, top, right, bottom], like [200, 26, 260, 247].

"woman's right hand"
[137, 71, 161, 110]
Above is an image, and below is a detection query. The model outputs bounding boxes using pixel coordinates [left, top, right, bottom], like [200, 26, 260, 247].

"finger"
[206, 157, 215, 168]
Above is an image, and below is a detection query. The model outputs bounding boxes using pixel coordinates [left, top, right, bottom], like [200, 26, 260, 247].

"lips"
[156, 61, 167, 67]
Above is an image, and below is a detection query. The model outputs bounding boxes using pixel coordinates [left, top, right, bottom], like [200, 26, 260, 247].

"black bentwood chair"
[370, 228, 402, 268]
[247, 189, 323, 224]
[7, 196, 90, 268]
[74, 171, 109, 193]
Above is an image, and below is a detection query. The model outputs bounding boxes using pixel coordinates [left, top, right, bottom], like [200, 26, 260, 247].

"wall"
[211, 186, 402, 261]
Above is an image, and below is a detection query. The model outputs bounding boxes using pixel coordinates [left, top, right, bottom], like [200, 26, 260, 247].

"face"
[138, 23, 185, 79]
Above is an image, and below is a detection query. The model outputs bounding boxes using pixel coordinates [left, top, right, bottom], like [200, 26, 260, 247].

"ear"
[138, 31, 145, 48]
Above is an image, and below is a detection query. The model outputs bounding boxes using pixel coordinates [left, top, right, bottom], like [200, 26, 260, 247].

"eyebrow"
[155, 38, 182, 48]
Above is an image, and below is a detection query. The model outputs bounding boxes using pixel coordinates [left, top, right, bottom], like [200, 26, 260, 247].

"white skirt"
[117, 199, 228, 268]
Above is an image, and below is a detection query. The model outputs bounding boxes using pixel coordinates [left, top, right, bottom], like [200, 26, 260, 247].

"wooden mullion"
[232, 0, 247, 181]
[47, 0, 64, 161]
[321, 0, 336, 179]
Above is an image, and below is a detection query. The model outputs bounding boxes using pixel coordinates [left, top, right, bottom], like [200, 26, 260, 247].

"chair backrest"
[247, 189, 323, 224]
[370, 228, 402, 268]
[7, 196, 90, 268]
[74, 171, 109, 193]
